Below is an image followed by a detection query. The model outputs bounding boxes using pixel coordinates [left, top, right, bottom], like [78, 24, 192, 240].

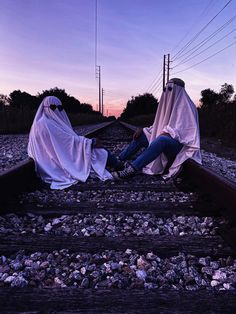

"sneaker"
[112, 164, 136, 180]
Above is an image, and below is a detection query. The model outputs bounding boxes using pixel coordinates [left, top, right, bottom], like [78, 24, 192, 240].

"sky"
[0, 0, 235, 117]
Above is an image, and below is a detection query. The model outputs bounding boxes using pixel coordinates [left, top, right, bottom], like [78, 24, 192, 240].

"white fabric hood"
[28, 96, 112, 189]
[143, 79, 201, 179]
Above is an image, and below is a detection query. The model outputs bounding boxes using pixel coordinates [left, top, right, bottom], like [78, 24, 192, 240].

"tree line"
[198, 83, 235, 144]
[0, 87, 96, 114]
[1, 83, 235, 143]
[0, 87, 112, 134]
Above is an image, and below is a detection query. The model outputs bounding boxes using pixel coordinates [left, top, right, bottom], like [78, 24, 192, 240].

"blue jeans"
[119, 132, 183, 171]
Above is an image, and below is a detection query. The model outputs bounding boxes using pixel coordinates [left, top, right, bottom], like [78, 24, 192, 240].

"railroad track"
[0, 121, 236, 313]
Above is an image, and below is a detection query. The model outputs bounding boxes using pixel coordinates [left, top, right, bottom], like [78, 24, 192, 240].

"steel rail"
[1, 120, 236, 313]
[120, 121, 236, 218]
[1, 120, 236, 219]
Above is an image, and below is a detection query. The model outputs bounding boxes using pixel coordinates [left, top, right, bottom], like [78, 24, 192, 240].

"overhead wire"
[170, 0, 215, 54]
[151, 75, 164, 94]
[172, 14, 236, 65]
[172, 0, 233, 61]
[173, 28, 236, 68]
[145, 1, 216, 96]
[151, 84, 163, 99]
[148, 75, 163, 94]
[146, 68, 163, 93]
[142, 1, 234, 106]
[145, 1, 232, 96]
[171, 41, 236, 75]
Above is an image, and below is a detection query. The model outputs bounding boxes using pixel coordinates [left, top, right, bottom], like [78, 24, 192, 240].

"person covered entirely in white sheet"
[28, 96, 121, 189]
[112, 78, 201, 180]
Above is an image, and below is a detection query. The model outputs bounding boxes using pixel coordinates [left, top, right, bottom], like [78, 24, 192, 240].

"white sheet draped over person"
[112, 78, 201, 180]
[27, 96, 112, 190]
[143, 78, 202, 179]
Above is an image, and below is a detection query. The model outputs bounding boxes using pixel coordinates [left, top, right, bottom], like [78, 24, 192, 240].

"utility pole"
[99, 66, 101, 114]
[167, 53, 170, 83]
[102, 88, 104, 115]
[163, 54, 171, 90]
[163, 55, 166, 91]
[96, 65, 101, 113]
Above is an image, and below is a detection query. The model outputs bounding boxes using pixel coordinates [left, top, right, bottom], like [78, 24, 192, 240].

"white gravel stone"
[4, 275, 15, 283]
[136, 270, 147, 281]
[80, 267, 86, 275]
[223, 283, 231, 290]
[52, 218, 61, 226]
[212, 270, 227, 281]
[44, 223, 52, 232]
[211, 280, 220, 287]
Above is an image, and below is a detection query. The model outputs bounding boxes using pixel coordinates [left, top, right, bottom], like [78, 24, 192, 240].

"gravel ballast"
[1, 123, 235, 293]
[0, 213, 225, 237]
[1, 126, 236, 183]
[0, 250, 235, 290]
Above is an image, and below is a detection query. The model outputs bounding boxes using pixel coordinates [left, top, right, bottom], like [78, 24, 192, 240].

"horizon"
[0, 0, 235, 117]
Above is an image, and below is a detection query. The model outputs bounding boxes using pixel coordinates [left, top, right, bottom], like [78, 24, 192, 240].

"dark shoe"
[112, 164, 136, 180]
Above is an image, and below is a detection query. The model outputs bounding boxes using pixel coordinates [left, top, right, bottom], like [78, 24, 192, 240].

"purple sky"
[0, 0, 235, 116]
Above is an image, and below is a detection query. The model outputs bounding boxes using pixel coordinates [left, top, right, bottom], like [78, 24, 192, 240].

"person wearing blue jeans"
[112, 77, 201, 180]
[112, 129, 183, 179]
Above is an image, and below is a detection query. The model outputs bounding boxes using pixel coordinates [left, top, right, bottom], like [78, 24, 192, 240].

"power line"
[152, 82, 163, 95]
[146, 69, 163, 93]
[149, 75, 163, 94]
[172, 41, 236, 75]
[152, 84, 163, 99]
[170, 0, 215, 54]
[173, 28, 236, 68]
[172, 0, 233, 61]
[173, 14, 236, 64]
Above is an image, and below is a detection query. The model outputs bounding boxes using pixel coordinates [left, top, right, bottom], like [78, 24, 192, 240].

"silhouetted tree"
[80, 103, 93, 113]
[9, 90, 38, 110]
[219, 83, 234, 103]
[0, 94, 10, 110]
[107, 115, 116, 121]
[120, 93, 158, 120]
[200, 88, 219, 110]
[199, 83, 236, 142]
[37, 87, 81, 113]
[200, 83, 234, 110]
[37, 87, 95, 114]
